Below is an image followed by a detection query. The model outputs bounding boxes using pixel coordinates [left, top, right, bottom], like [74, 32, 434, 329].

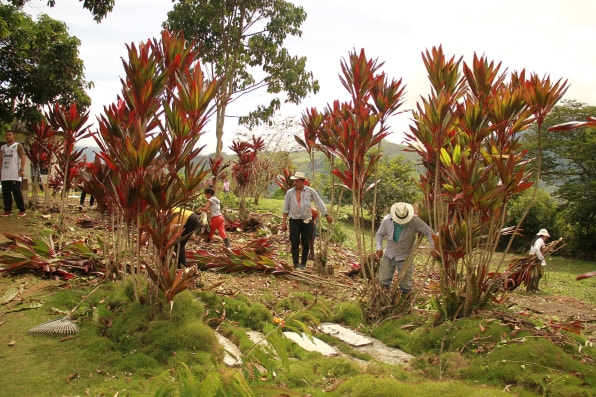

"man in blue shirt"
[281, 171, 332, 270]
[375, 202, 435, 296]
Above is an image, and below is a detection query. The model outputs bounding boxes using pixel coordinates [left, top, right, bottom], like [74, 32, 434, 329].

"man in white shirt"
[1, 131, 27, 217]
[281, 171, 332, 270]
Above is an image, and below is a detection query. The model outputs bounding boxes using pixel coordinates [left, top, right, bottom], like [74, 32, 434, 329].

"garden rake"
[27, 285, 100, 336]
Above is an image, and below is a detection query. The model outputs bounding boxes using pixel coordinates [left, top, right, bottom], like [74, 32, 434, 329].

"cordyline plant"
[230, 135, 267, 214]
[405, 46, 568, 319]
[299, 49, 406, 278]
[23, 120, 59, 210]
[207, 156, 230, 187]
[82, 30, 221, 310]
[46, 103, 92, 231]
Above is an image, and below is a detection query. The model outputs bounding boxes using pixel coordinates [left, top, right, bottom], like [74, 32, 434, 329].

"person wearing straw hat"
[281, 171, 332, 270]
[375, 202, 435, 296]
[528, 228, 550, 291]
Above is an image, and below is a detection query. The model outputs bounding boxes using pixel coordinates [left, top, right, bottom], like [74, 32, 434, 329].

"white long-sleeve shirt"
[282, 186, 328, 219]
[529, 238, 546, 261]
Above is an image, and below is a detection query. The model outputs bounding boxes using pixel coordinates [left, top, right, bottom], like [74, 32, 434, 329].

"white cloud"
[24, 0, 596, 152]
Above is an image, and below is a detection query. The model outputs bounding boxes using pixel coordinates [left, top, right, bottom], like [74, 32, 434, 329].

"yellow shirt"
[169, 208, 194, 232]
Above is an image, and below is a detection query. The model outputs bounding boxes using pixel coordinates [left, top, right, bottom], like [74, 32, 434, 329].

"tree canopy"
[0, 4, 90, 127]
[164, 0, 319, 157]
[5, 0, 115, 22]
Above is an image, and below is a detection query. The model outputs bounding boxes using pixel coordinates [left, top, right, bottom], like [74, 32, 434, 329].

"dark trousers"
[289, 218, 313, 268]
[80, 190, 95, 206]
[2, 180, 26, 212]
[176, 213, 200, 267]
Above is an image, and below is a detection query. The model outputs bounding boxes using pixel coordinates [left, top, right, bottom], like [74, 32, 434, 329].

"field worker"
[170, 207, 200, 267]
[281, 171, 332, 270]
[528, 228, 550, 291]
[376, 202, 435, 296]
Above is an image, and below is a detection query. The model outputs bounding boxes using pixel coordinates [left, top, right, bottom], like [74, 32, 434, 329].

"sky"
[23, 0, 596, 153]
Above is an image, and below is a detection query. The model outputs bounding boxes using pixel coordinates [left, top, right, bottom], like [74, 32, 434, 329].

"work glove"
[541, 260, 547, 266]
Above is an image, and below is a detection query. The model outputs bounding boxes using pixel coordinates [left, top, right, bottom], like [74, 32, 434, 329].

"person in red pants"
[199, 186, 230, 248]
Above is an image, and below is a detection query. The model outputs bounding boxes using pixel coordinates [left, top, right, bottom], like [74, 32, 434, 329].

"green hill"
[84, 139, 422, 175]
[286, 139, 422, 175]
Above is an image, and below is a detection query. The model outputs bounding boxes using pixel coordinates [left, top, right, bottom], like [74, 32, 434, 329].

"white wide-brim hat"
[391, 202, 414, 225]
[290, 171, 307, 180]
[536, 229, 550, 237]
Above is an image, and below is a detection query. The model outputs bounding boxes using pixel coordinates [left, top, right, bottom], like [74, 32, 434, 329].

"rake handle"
[66, 285, 101, 318]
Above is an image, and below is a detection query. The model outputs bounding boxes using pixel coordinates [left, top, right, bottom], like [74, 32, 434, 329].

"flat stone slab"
[283, 331, 338, 357]
[246, 330, 269, 347]
[216, 333, 242, 367]
[318, 323, 373, 347]
[353, 339, 413, 365]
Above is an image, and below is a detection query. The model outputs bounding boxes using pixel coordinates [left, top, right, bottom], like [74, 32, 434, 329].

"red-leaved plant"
[82, 31, 221, 310]
[299, 49, 406, 279]
[406, 46, 568, 319]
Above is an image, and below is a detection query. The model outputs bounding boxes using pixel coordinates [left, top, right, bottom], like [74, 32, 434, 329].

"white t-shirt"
[208, 196, 222, 218]
[1, 142, 23, 182]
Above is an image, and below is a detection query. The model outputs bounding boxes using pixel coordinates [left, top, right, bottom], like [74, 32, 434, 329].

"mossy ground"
[1, 269, 594, 396]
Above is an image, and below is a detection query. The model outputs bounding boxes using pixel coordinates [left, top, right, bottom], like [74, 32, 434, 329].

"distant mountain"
[78, 139, 422, 172]
[287, 140, 422, 174]
[78, 146, 99, 162]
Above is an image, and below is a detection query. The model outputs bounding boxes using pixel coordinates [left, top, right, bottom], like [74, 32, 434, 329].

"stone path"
[216, 322, 413, 367]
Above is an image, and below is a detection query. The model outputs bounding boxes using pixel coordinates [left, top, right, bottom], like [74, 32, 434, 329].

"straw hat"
[391, 202, 414, 225]
[536, 229, 550, 238]
[290, 171, 307, 180]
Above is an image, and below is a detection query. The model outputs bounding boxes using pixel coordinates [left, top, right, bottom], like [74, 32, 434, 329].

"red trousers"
[208, 215, 227, 239]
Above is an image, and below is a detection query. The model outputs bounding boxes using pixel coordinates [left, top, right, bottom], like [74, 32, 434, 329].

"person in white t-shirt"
[199, 186, 230, 248]
[0, 131, 27, 217]
[528, 228, 550, 291]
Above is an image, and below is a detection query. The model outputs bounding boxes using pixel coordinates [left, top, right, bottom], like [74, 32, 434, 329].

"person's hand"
[140, 231, 150, 245]
[541, 260, 547, 266]
[281, 223, 287, 232]
[325, 214, 333, 224]
[375, 249, 383, 259]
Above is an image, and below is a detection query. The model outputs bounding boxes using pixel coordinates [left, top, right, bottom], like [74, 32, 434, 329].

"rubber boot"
[223, 238, 231, 248]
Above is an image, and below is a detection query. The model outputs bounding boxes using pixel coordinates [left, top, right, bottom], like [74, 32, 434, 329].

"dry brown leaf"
[66, 373, 78, 383]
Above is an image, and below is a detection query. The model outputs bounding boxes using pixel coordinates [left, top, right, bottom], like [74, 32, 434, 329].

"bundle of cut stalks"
[502, 238, 566, 292]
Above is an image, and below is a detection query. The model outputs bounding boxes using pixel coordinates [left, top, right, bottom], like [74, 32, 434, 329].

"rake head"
[27, 317, 80, 335]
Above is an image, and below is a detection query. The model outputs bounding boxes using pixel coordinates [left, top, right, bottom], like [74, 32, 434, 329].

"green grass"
[545, 257, 596, 305]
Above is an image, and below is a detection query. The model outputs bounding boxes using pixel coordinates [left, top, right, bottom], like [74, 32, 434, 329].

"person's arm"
[310, 187, 333, 223]
[534, 239, 545, 261]
[281, 212, 289, 232]
[414, 217, 435, 250]
[18, 143, 26, 178]
[198, 199, 212, 213]
[375, 218, 387, 258]
[281, 191, 291, 232]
